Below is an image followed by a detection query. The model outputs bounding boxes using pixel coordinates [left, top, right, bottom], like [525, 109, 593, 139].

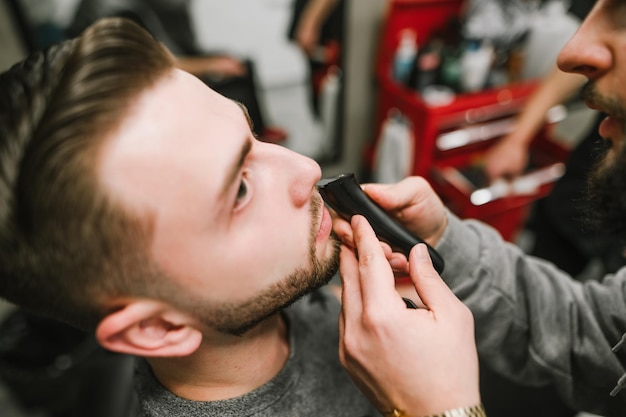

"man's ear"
[95, 300, 203, 358]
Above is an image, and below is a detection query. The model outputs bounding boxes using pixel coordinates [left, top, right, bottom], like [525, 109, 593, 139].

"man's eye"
[235, 179, 248, 207]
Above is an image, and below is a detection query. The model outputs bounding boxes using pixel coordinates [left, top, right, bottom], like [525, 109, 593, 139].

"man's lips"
[317, 205, 332, 241]
[584, 98, 600, 112]
[316, 196, 332, 241]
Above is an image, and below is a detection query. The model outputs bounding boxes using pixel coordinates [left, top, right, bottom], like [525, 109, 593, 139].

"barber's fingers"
[364, 178, 447, 244]
[334, 213, 396, 261]
[339, 244, 363, 318]
[408, 244, 458, 313]
[339, 215, 406, 365]
[350, 215, 401, 308]
[338, 245, 354, 367]
[339, 215, 398, 317]
[363, 176, 432, 213]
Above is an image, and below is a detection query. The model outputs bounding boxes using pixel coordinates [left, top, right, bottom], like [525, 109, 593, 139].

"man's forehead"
[96, 70, 249, 209]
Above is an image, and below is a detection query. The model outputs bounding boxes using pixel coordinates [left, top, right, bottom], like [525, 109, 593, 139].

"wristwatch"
[385, 404, 487, 417]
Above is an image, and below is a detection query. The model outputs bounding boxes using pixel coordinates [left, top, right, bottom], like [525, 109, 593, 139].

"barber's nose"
[557, 13, 612, 80]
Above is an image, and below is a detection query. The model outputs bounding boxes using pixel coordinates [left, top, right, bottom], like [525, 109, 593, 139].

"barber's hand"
[178, 55, 247, 78]
[338, 215, 480, 416]
[332, 176, 447, 272]
[295, 22, 321, 56]
[483, 136, 529, 181]
[205, 56, 248, 77]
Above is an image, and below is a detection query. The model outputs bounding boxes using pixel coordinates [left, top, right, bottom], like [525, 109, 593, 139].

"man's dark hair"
[0, 17, 176, 330]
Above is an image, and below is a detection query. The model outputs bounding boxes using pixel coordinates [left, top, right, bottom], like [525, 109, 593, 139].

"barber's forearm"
[435, 212, 626, 413]
[434, 211, 482, 281]
[300, 0, 340, 28]
[509, 65, 586, 146]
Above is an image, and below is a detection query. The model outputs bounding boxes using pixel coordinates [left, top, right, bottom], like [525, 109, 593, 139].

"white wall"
[191, 0, 307, 88]
[0, 0, 388, 172]
[322, 0, 387, 176]
[189, 0, 392, 169]
[191, 0, 325, 158]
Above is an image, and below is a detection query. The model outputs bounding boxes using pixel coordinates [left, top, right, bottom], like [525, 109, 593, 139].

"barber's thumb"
[408, 243, 455, 310]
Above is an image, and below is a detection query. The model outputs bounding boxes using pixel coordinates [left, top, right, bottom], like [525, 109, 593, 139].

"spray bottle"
[393, 29, 418, 86]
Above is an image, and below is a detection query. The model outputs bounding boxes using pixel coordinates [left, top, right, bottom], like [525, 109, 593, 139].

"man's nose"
[268, 143, 321, 207]
[289, 153, 322, 208]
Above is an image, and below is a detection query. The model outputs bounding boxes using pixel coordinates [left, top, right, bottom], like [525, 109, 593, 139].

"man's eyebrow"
[220, 103, 253, 199]
[234, 100, 255, 133]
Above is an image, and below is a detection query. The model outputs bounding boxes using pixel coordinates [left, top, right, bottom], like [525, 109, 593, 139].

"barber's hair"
[0, 18, 176, 330]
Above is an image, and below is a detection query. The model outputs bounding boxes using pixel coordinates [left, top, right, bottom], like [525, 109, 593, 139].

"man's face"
[98, 69, 339, 335]
[557, 0, 626, 235]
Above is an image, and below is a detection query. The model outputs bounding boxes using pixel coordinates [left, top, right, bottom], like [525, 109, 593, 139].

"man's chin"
[215, 236, 340, 337]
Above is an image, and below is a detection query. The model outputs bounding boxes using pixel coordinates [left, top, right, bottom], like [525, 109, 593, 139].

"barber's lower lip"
[599, 115, 623, 142]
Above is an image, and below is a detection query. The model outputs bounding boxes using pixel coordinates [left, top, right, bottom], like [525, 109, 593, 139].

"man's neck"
[146, 313, 290, 401]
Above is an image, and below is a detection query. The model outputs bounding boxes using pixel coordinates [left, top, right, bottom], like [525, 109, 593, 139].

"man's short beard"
[192, 195, 342, 336]
[213, 234, 341, 336]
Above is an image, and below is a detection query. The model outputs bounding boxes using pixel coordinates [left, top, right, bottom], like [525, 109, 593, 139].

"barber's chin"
[597, 146, 617, 172]
[606, 137, 624, 156]
[595, 137, 625, 177]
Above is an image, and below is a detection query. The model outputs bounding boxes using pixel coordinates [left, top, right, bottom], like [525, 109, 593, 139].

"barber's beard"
[582, 84, 626, 237]
[201, 198, 341, 336]
[586, 142, 626, 237]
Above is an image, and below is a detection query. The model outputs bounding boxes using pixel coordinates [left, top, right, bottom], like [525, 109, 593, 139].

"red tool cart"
[365, 0, 570, 242]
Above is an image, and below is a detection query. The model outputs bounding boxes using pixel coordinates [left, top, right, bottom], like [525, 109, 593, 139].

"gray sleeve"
[435, 211, 626, 414]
